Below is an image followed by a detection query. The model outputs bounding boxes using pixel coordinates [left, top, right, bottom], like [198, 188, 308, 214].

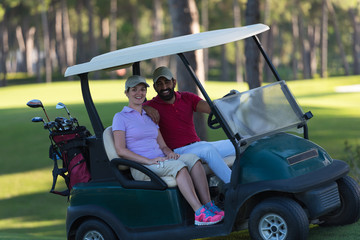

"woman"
[112, 75, 224, 226]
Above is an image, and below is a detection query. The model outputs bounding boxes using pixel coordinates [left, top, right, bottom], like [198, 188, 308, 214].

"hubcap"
[83, 230, 104, 240]
[259, 213, 287, 240]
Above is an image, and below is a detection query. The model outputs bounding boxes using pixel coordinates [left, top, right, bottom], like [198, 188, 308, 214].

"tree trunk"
[110, 0, 118, 79]
[168, 0, 207, 141]
[320, 0, 328, 78]
[308, 24, 320, 78]
[130, 0, 140, 45]
[221, 45, 229, 81]
[62, 0, 74, 69]
[0, 17, 9, 87]
[152, 0, 168, 67]
[233, 0, 244, 83]
[202, 0, 209, 80]
[291, 13, 299, 80]
[297, 1, 311, 79]
[349, 7, 360, 75]
[326, 0, 350, 75]
[15, 26, 26, 72]
[41, 0, 52, 83]
[86, 0, 97, 60]
[245, 0, 262, 89]
[55, 4, 66, 74]
[76, 0, 85, 64]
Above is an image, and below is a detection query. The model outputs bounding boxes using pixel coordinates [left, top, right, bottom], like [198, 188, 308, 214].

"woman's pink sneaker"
[195, 205, 223, 226]
[205, 200, 225, 217]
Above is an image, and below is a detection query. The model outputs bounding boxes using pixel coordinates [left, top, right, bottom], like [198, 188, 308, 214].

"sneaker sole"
[194, 216, 224, 226]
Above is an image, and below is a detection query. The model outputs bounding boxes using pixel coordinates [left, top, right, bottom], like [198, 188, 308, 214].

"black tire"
[75, 219, 117, 240]
[320, 176, 360, 226]
[248, 197, 309, 240]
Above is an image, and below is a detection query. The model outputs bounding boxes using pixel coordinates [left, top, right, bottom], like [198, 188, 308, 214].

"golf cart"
[64, 24, 360, 240]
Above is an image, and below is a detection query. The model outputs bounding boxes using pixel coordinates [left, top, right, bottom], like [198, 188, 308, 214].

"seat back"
[103, 126, 129, 170]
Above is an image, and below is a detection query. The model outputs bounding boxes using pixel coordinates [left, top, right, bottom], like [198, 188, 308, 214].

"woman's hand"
[148, 157, 167, 165]
[166, 151, 180, 160]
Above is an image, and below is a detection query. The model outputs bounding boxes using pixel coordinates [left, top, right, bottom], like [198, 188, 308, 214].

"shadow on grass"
[0, 191, 67, 239]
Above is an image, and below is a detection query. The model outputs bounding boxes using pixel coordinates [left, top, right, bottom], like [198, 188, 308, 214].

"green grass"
[0, 76, 359, 239]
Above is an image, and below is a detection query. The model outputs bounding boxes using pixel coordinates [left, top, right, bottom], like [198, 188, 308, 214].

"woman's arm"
[113, 130, 165, 165]
[156, 129, 180, 160]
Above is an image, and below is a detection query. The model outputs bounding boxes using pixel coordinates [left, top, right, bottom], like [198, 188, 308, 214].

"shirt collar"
[122, 106, 147, 115]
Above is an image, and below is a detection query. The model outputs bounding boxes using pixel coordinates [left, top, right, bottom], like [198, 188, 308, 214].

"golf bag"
[49, 126, 91, 197]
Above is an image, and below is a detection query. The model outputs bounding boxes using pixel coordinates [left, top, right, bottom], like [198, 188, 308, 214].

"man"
[143, 66, 234, 183]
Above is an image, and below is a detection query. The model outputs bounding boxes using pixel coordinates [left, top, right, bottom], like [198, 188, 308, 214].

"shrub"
[344, 140, 360, 183]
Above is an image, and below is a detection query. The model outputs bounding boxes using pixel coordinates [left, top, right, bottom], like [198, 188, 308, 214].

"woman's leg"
[189, 161, 211, 205]
[176, 167, 202, 212]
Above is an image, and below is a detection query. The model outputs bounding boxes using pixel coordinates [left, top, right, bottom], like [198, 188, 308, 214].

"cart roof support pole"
[79, 73, 104, 138]
[252, 36, 282, 82]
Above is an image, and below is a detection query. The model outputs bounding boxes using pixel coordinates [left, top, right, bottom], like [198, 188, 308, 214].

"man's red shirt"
[144, 91, 201, 149]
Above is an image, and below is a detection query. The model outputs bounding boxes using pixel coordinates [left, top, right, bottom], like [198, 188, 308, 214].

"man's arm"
[143, 105, 160, 124]
[196, 100, 211, 114]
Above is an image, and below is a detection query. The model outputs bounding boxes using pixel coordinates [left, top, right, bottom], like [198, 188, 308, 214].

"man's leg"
[209, 139, 235, 158]
[174, 142, 231, 183]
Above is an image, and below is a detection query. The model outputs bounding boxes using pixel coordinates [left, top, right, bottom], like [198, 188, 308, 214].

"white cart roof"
[64, 23, 269, 77]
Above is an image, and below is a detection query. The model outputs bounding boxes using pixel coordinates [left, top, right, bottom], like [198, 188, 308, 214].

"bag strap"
[49, 145, 70, 197]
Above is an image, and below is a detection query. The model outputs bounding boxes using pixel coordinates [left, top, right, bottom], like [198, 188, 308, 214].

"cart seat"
[103, 126, 235, 187]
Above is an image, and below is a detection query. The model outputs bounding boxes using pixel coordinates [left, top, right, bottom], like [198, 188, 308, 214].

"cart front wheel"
[320, 176, 360, 226]
[75, 219, 116, 240]
[249, 197, 309, 240]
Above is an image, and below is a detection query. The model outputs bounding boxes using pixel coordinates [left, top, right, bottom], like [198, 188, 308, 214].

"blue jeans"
[174, 140, 235, 183]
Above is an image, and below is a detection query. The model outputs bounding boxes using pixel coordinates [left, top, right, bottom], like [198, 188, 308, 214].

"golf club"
[31, 116, 45, 123]
[56, 102, 79, 126]
[27, 99, 51, 122]
[31, 116, 53, 133]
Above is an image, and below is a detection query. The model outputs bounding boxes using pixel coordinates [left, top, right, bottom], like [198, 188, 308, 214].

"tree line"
[0, 0, 359, 88]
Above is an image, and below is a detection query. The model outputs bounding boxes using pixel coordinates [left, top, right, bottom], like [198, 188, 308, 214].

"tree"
[233, 0, 244, 83]
[152, 0, 169, 68]
[245, 0, 262, 89]
[168, 0, 207, 141]
[326, 0, 350, 75]
[349, 6, 360, 74]
[41, 0, 52, 83]
[0, 7, 8, 87]
[320, 0, 328, 78]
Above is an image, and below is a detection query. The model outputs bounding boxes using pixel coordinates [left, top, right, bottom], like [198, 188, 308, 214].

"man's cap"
[125, 75, 150, 89]
[153, 66, 173, 83]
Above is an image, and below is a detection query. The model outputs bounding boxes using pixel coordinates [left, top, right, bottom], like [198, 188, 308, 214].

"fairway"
[0, 76, 359, 239]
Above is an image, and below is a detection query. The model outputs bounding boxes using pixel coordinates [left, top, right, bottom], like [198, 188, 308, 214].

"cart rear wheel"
[249, 197, 309, 240]
[320, 176, 360, 226]
[75, 219, 116, 240]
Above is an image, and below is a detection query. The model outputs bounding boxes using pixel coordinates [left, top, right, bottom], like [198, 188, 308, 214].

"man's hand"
[166, 151, 180, 160]
[143, 105, 160, 124]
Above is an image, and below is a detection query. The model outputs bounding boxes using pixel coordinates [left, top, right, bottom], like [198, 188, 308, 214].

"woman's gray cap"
[125, 75, 150, 89]
[153, 66, 173, 83]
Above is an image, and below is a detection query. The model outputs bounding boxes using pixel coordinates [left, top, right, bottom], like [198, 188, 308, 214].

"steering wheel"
[207, 112, 221, 129]
[207, 89, 240, 130]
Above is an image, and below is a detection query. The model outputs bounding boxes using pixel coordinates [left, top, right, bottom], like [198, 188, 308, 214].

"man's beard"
[158, 88, 175, 101]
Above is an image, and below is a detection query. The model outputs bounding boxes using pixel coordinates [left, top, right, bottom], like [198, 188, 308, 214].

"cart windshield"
[213, 81, 305, 144]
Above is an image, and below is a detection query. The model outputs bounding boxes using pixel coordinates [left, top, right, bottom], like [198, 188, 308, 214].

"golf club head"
[31, 117, 44, 123]
[56, 102, 65, 110]
[27, 99, 43, 108]
[56, 102, 71, 118]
